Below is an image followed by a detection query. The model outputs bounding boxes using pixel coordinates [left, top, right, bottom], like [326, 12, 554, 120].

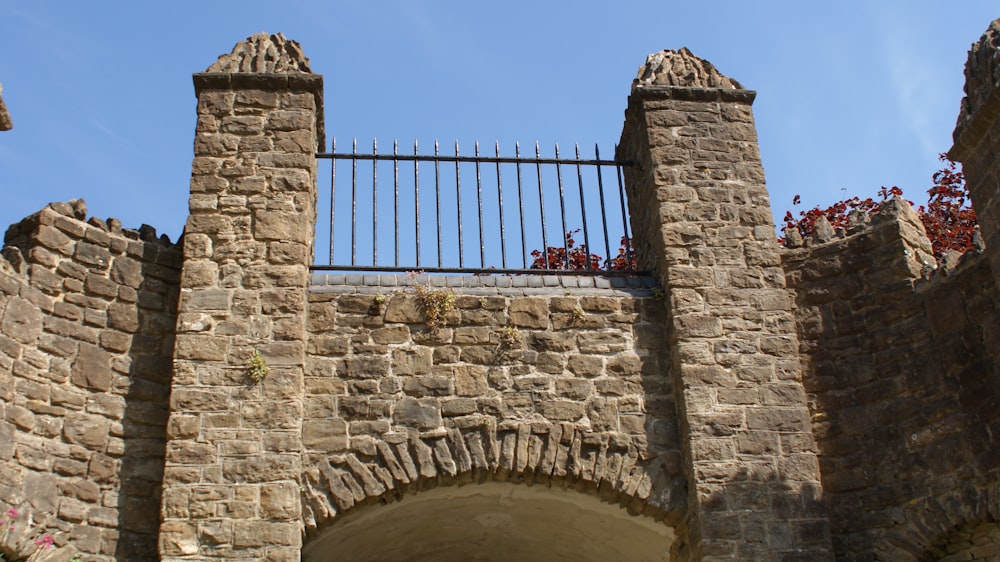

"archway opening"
[302, 482, 676, 561]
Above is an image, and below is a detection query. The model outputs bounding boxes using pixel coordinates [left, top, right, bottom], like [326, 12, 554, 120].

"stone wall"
[0, 202, 180, 560]
[618, 49, 831, 560]
[298, 275, 684, 540]
[1, 17, 1000, 562]
[783, 198, 1000, 560]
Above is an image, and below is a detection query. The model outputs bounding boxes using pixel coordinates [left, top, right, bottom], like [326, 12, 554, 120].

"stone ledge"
[309, 272, 659, 297]
[629, 85, 757, 104]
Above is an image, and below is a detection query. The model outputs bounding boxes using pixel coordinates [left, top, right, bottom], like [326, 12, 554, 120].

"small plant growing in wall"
[1, 507, 57, 561]
[413, 284, 456, 330]
[245, 349, 269, 383]
[492, 325, 522, 364]
[572, 306, 586, 322]
[495, 325, 522, 350]
[372, 292, 388, 314]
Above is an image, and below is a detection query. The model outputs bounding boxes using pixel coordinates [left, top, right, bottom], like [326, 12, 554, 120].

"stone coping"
[310, 272, 659, 296]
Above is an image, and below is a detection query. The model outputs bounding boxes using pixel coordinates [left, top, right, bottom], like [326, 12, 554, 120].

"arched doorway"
[302, 482, 676, 561]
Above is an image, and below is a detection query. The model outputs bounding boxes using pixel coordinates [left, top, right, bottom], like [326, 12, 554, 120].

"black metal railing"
[313, 139, 646, 276]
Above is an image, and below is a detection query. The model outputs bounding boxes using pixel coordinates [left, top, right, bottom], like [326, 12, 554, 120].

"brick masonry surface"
[2, 20, 1000, 562]
[0, 202, 180, 560]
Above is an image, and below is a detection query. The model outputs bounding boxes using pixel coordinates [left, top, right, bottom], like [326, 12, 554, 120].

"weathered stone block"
[509, 299, 549, 329]
[393, 397, 441, 429]
[62, 413, 110, 450]
[392, 348, 432, 376]
[71, 343, 113, 391]
[403, 375, 452, 397]
[174, 334, 229, 361]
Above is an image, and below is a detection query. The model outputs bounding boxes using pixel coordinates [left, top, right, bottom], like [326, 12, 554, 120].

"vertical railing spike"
[435, 139, 442, 268]
[595, 144, 612, 269]
[615, 143, 634, 271]
[496, 140, 507, 269]
[414, 138, 420, 268]
[536, 141, 549, 269]
[475, 140, 485, 268]
[555, 142, 569, 269]
[575, 143, 592, 270]
[351, 137, 358, 266]
[515, 141, 528, 268]
[329, 137, 336, 266]
[393, 138, 399, 267]
[455, 140, 464, 269]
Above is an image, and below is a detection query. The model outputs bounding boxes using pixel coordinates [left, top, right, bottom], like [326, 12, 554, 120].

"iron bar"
[515, 142, 527, 268]
[455, 140, 464, 268]
[329, 138, 336, 265]
[414, 139, 420, 267]
[595, 144, 612, 266]
[372, 137, 378, 266]
[615, 147, 635, 271]
[317, 152, 624, 166]
[351, 138, 358, 265]
[310, 264, 645, 276]
[393, 139, 399, 267]
[434, 140, 442, 268]
[475, 141, 485, 268]
[535, 142, 549, 269]
[495, 141, 507, 269]
[575, 144, 593, 271]
[555, 143, 569, 268]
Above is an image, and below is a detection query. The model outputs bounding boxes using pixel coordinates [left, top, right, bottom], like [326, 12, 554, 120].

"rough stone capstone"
[634, 47, 744, 90]
[205, 32, 312, 74]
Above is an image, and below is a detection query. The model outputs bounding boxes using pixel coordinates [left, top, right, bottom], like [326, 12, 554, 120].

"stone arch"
[301, 482, 678, 561]
[873, 480, 1000, 560]
[299, 420, 687, 548]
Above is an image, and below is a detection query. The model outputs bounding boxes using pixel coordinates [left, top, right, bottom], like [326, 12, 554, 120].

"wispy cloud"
[874, 9, 955, 160]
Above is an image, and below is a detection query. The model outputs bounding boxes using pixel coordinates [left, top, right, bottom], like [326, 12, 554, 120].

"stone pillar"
[159, 33, 322, 561]
[949, 18, 1000, 282]
[618, 49, 832, 560]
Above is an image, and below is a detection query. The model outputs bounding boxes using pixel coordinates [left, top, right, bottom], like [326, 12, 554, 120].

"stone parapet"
[0, 201, 180, 560]
[783, 198, 1000, 559]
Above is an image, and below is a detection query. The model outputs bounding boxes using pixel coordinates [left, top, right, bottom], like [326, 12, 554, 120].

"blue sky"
[1, 2, 997, 252]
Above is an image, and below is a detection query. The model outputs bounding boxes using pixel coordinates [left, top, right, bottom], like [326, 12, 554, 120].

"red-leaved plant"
[782, 155, 977, 261]
[529, 229, 637, 271]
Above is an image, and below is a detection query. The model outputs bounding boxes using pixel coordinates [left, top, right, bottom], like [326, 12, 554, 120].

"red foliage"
[782, 186, 904, 240]
[530, 230, 637, 271]
[917, 157, 977, 260]
[606, 235, 639, 272]
[782, 156, 977, 261]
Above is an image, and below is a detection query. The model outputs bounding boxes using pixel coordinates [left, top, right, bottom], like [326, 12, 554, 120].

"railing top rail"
[317, 151, 631, 167]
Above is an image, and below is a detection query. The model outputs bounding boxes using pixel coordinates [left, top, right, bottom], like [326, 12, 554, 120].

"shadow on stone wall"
[113, 239, 180, 558]
[784, 202, 1000, 560]
[0, 202, 180, 560]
